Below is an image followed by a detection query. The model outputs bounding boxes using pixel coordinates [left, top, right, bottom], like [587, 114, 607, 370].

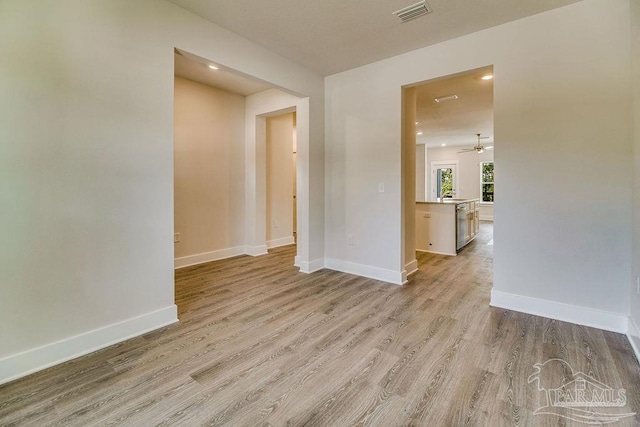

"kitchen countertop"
[416, 198, 479, 205]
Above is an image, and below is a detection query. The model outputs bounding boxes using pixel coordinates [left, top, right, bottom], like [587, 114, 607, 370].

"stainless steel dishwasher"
[456, 203, 468, 250]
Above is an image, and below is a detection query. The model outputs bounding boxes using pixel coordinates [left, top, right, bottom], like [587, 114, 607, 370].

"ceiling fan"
[458, 133, 490, 154]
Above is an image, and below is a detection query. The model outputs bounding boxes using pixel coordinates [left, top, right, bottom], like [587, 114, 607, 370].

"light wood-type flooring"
[2, 223, 640, 426]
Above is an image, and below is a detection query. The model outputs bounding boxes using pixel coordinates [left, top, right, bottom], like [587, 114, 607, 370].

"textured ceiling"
[168, 0, 582, 76]
[416, 66, 493, 148]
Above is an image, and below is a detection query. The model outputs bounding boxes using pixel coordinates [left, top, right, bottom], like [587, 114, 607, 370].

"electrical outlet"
[378, 182, 385, 194]
[174, 233, 180, 243]
[347, 234, 354, 245]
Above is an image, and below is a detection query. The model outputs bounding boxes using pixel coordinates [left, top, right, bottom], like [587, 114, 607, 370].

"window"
[430, 161, 458, 200]
[480, 161, 494, 203]
[437, 167, 453, 198]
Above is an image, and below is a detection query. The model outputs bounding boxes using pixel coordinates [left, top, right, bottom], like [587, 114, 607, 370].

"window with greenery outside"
[438, 168, 453, 198]
[481, 162, 494, 202]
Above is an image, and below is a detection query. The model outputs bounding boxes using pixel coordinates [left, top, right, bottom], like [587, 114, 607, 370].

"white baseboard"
[490, 289, 627, 333]
[403, 259, 418, 284]
[246, 245, 268, 257]
[295, 257, 325, 273]
[324, 258, 403, 285]
[267, 236, 295, 249]
[627, 316, 640, 364]
[416, 248, 457, 256]
[175, 246, 246, 269]
[0, 305, 178, 386]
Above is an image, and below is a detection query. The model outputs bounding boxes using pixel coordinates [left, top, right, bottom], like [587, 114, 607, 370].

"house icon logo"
[528, 359, 636, 424]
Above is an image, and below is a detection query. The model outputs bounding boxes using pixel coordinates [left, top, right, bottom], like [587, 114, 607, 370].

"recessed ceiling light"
[434, 94, 458, 103]
[208, 64, 219, 70]
[481, 75, 493, 80]
[441, 143, 446, 147]
[415, 121, 419, 125]
[417, 131, 423, 135]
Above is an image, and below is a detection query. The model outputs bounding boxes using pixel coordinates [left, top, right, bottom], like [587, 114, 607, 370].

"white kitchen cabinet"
[416, 198, 480, 256]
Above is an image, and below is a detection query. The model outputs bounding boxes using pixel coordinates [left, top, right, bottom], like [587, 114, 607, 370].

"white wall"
[427, 146, 494, 220]
[173, 76, 246, 264]
[325, 0, 633, 328]
[266, 112, 295, 247]
[0, 0, 324, 384]
[630, 0, 640, 357]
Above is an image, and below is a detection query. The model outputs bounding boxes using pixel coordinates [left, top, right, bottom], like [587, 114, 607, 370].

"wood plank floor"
[2, 223, 639, 426]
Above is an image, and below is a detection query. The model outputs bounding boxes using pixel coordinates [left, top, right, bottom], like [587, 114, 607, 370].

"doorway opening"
[172, 48, 307, 316]
[402, 65, 494, 278]
[266, 111, 298, 249]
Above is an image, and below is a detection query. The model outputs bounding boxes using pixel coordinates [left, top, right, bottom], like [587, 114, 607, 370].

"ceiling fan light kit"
[458, 133, 489, 154]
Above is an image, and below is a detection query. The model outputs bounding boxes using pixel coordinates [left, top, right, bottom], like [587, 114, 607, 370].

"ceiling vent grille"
[393, 1, 432, 23]
[434, 94, 459, 103]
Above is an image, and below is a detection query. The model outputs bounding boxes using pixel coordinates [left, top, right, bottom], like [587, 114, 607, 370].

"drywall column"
[402, 87, 417, 281]
[293, 98, 314, 270]
[245, 113, 269, 256]
[244, 90, 319, 271]
[416, 145, 426, 201]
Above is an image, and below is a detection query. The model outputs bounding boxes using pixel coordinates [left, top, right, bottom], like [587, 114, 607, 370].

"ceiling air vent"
[434, 94, 458, 103]
[393, 1, 432, 23]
